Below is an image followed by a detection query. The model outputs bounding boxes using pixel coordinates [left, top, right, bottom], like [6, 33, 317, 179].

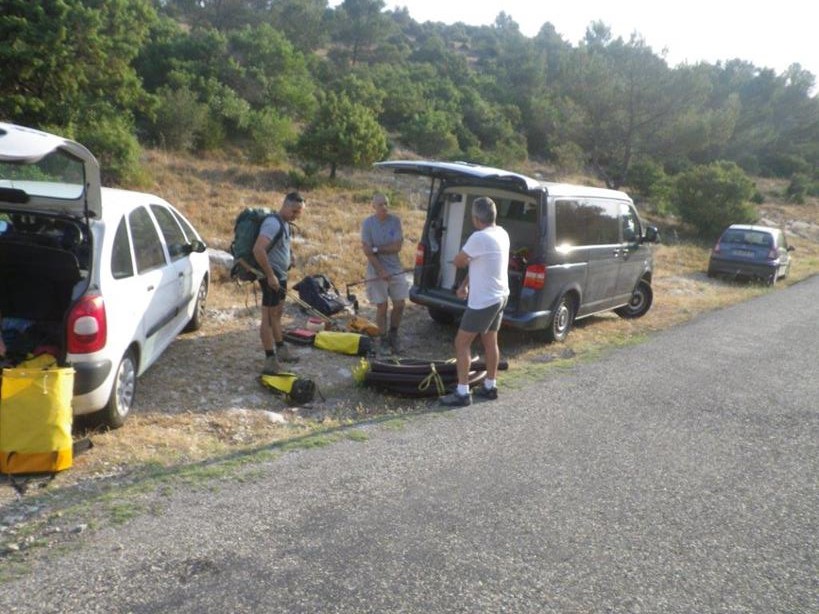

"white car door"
[127, 205, 179, 368]
[150, 203, 195, 332]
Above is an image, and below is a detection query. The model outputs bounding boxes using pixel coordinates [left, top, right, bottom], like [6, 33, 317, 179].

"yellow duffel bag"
[0, 360, 74, 475]
[313, 330, 373, 356]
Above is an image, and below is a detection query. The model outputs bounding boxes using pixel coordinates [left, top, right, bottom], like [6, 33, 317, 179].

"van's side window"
[621, 205, 640, 243]
[556, 200, 619, 247]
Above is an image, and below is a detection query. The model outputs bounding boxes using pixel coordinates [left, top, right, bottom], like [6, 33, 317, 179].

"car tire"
[183, 277, 208, 333]
[93, 348, 137, 430]
[428, 306, 456, 325]
[615, 280, 654, 319]
[546, 294, 574, 343]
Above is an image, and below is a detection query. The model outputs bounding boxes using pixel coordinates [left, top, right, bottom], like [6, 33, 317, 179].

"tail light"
[523, 264, 547, 290]
[415, 242, 425, 267]
[67, 294, 107, 354]
[767, 249, 778, 260]
[713, 242, 722, 253]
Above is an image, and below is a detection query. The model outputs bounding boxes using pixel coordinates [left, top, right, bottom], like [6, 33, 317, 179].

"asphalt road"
[2, 277, 818, 613]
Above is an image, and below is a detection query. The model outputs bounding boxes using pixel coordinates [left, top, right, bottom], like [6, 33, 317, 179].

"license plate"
[732, 249, 754, 257]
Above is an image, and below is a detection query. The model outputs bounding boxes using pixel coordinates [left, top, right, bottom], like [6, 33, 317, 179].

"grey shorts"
[460, 297, 508, 334]
[366, 274, 410, 305]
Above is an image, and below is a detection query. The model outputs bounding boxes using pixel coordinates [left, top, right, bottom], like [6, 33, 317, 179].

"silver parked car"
[707, 224, 794, 285]
[0, 122, 210, 428]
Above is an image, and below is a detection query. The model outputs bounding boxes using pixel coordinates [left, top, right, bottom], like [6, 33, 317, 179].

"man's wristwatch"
[372, 246, 379, 254]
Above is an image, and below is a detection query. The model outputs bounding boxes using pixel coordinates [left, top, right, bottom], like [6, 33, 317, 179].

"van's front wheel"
[546, 294, 574, 343]
[615, 280, 653, 319]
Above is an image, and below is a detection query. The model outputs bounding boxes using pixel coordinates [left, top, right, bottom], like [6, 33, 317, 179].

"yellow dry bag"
[0, 360, 74, 475]
[313, 331, 372, 356]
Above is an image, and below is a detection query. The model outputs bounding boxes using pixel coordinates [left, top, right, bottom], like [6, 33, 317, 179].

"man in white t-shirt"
[440, 197, 510, 407]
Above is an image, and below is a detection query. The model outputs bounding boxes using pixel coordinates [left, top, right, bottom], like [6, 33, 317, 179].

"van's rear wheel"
[428, 306, 456, 325]
[546, 294, 574, 343]
[615, 280, 653, 319]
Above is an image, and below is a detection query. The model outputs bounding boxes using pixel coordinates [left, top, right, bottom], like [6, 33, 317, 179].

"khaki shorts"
[460, 297, 508, 334]
[366, 274, 410, 305]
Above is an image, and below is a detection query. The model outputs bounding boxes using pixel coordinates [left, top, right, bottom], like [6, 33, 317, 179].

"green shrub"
[786, 174, 809, 204]
[76, 116, 143, 186]
[552, 142, 585, 175]
[762, 153, 809, 178]
[151, 86, 207, 152]
[247, 108, 297, 164]
[673, 161, 757, 240]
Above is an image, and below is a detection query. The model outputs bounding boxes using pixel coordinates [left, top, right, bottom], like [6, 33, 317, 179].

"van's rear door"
[374, 160, 541, 192]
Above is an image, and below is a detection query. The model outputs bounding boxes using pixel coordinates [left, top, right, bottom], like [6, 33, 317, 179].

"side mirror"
[643, 225, 660, 243]
[190, 239, 207, 253]
[182, 239, 207, 255]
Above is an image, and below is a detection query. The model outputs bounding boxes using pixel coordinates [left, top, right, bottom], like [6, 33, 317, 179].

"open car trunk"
[0, 238, 84, 364]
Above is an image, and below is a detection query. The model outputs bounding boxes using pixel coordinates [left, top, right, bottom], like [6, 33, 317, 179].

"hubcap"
[555, 303, 569, 332]
[116, 357, 136, 418]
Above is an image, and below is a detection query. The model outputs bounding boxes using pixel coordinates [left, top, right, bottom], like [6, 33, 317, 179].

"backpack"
[229, 208, 286, 281]
[259, 372, 318, 405]
[292, 274, 348, 316]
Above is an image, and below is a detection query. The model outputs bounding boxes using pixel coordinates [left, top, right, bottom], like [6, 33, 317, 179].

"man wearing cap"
[254, 191, 305, 375]
[361, 192, 410, 354]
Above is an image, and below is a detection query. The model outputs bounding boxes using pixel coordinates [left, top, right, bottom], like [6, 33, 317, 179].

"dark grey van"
[375, 160, 660, 341]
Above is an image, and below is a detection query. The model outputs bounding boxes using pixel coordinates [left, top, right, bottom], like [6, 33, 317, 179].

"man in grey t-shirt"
[253, 192, 305, 374]
[361, 193, 410, 354]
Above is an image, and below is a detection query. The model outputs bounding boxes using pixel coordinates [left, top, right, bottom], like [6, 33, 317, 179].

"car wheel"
[428, 306, 456, 325]
[615, 280, 654, 319]
[95, 348, 137, 429]
[766, 271, 777, 286]
[183, 277, 208, 333]
[546, 294, 574, 343]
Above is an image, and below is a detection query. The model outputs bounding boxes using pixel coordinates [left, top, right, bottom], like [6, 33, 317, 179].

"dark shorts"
[460, 297, 508, 334]
[259, 278, 287, 307]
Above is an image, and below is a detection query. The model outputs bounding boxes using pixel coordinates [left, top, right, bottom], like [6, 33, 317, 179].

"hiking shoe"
[262, 355, 281, 375]
[473, 385, 498, 400]
[277, 344, 300, 363]
[439, 391, 472, 407]
[388, 330, 403, 354]
[377, 336, 392, 357]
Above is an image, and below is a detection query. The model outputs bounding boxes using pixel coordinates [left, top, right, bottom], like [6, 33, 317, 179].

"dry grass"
[5, 152, 817, 499]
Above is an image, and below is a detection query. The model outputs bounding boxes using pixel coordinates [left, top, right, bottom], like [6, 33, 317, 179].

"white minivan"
[0, 123, 209, 428]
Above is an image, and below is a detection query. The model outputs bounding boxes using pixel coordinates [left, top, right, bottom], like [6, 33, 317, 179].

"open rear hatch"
[0, 123, 99, 362]
[375, 160, 542, 314]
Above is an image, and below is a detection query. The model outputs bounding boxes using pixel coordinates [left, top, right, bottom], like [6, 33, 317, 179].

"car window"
[151, 204, 188, 262]
[620, 204, 640, 243]
[111, 216, 134, 279]
[171, 208, 199, 243]
[555, 199, 619, 247]
[129, 206, 166, 273]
